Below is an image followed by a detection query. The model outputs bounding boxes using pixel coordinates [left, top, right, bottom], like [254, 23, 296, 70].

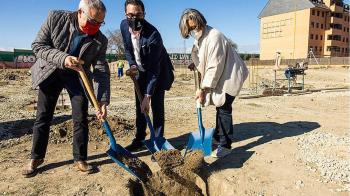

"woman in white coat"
[179, 9, 248, 158]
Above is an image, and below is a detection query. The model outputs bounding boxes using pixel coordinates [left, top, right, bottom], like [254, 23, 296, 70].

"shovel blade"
[185, 128, 214, 157]
[143, 137, 174, 154]
[106, 148, 140, 180]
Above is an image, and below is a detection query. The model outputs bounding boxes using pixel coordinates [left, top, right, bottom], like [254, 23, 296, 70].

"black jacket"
[120, 19, 174, 95]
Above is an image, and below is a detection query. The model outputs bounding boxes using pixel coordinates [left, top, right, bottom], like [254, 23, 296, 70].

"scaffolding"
[248, 58, 259, 94]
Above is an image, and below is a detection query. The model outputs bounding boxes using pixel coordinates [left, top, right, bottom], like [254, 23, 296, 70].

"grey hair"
[179, 8, 207, 39]
[79, 0, 107, 13]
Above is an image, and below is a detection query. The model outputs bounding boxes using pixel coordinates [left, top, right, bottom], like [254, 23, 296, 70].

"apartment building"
[259, 0, 350, 60]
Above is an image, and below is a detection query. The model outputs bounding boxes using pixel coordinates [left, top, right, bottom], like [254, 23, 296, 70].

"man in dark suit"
[120, 0, 174, 151]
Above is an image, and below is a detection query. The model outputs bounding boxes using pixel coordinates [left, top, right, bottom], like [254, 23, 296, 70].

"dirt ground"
[0, 66, 349, 196]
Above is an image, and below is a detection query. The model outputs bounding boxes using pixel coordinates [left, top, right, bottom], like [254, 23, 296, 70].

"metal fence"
[251, 56, 350, 66]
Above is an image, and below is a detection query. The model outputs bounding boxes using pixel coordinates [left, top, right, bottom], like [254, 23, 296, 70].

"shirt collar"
[129, 27, 141, 39]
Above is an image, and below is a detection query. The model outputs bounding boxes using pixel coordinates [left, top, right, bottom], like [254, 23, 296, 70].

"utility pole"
[293, 1, 297, 59]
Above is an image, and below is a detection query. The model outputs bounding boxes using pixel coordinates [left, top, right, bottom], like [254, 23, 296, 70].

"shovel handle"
[78, 69, 100, 111]
[128, 74, 157, 140]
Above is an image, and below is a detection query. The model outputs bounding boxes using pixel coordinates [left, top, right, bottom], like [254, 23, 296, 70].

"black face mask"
[127, 18, 144, 31]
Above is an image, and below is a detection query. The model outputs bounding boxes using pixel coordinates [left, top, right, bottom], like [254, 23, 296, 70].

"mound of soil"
[0, 70, 29, 81]
[262, 88, 285, 96]
[50, 116, 135, 144]
[128, 150, 206, 196]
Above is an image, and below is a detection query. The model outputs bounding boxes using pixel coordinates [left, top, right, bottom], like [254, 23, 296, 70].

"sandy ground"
[0, 66, 349, 195]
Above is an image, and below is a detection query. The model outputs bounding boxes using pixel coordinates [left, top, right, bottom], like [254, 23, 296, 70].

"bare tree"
[227, 38, 238, 50]
[106, 29, 125, 57]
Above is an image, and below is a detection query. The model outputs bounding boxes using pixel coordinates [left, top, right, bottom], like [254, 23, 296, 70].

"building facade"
[259, 0, 349, 60]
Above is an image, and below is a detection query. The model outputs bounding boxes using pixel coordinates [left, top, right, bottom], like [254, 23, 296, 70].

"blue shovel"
[184, 70, 214, 157]
[78, 68, 140, 180]
[128, 71, 174, 154]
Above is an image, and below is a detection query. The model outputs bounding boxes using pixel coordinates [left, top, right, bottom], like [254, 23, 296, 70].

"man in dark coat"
[22, 0, 110, 177]
[120, 0, 174, 151]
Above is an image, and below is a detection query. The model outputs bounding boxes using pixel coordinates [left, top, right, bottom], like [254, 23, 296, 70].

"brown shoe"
[22, 159, 44, 178]
[74, 161, 93, 173]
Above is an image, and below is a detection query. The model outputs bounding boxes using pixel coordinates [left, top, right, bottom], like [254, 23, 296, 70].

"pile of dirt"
[128, 149, 206, 196]
[262, 88, 285, 96]
[50, 116, 135, 144]
[0, 70, 29, 81]
[116, 153, 153, 182]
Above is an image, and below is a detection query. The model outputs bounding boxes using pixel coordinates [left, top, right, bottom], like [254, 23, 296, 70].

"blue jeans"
[117, 68, 123, 78]
[213, 94, 236, 149]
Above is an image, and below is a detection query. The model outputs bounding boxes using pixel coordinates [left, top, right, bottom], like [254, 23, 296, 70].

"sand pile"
[50, 116, 135, 144]
[128, 149, 206, 196]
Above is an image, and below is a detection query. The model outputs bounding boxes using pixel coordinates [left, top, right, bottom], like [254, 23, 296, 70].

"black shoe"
[125, 140, 144, 152]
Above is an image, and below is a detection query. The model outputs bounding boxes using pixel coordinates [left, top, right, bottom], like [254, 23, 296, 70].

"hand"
[195, 89, 205, 104]
[141, 95, 151, 114]
[96, 103, 107, 120]
[126, 65, 138, 76]
[188, 62, 195, 71]
[64, 56, 84, 72]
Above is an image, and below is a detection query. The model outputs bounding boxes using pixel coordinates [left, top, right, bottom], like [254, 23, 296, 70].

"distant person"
[120, 0, 174, 151]
[117, 60, 124, 79]
[179, 9, 248, 158]
[22, 0, 110, 177]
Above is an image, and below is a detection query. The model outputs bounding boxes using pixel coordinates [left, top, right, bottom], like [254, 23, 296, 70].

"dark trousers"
[134, 76, 165, 141]
[31, 69, 89, 161]
[213, 94, 236, 149]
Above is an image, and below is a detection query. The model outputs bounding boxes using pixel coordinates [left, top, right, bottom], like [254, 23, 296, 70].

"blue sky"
[0, 0, 289, 53]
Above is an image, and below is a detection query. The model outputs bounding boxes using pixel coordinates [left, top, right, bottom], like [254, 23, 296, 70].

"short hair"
[179, 8, 207, 39]
[79, 0, 107, 13]
[124, 0, 145, 13]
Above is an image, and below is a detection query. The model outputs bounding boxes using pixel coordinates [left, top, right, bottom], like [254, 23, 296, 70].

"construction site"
[0, 0, 350, 195]
[0, 57, 349, 195]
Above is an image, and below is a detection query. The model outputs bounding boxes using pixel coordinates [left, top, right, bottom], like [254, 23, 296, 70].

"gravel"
[297, 131, 350, 190]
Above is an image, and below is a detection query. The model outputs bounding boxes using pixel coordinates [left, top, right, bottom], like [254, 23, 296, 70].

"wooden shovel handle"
[78, 69, 100, 111]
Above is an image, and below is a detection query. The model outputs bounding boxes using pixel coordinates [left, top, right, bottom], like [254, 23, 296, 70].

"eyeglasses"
[82, 10, 105, 26]
[125, 12, 144, 19]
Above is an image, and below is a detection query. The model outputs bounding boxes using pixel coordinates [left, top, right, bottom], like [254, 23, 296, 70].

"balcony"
[344, 4, 349, 12]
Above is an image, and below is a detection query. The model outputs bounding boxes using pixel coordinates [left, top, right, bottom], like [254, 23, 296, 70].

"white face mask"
[190, 29, 203, 40]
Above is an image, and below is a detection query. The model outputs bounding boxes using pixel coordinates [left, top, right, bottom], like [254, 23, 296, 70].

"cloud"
[0, 48, 13, 52]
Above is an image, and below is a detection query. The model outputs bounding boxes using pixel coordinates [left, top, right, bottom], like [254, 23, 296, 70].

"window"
[322, 11, 325, 17]
[343, 38, 345, 42]
[316, 23, 319, 28]
[344, 27, 346, 32]
[311, 22, 315, 28]
[347, 28, 349, 32]
[331, 12, 343, 18]
[315, 46, 318, 51]
[330, 23, 342, 29]
[347, 38, 349, 43]
[327, 35, 341, 41]
[321, 24, 324, 29]
[333, 35, 342, 41]
[327, 46, 340, 52]
[310, 34, 314, 39]
[316, 35, 319, 40]
[312, 10, 315, 15]
[320, 46, 322, 52]
[321, 35, 323, 40]
[317, 11, 320, 16]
